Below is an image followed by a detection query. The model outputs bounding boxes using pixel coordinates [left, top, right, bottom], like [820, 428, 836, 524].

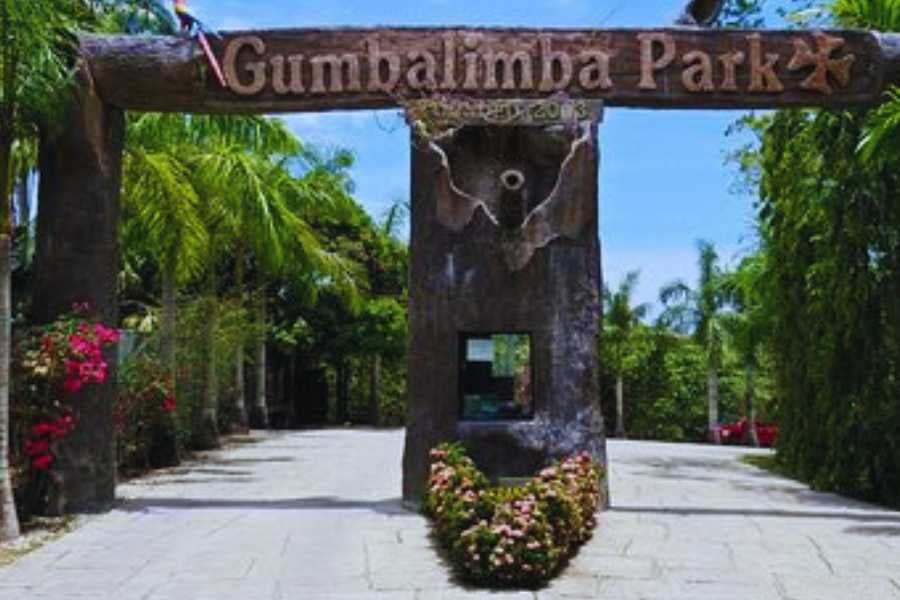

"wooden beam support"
[79, 28, 900, 114]
[33, 62, 123, 513]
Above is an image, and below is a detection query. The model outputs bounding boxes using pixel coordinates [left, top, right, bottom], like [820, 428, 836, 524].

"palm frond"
[832, 0, 900, 30]
[123, 148, 208, 282]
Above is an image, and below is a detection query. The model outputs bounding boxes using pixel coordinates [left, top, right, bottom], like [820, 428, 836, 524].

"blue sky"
[190, 0, 781, 311]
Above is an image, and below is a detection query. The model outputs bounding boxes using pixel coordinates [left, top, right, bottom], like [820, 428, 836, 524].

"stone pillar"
[402, 102, 607, 504]
[33, 63, 124, 513]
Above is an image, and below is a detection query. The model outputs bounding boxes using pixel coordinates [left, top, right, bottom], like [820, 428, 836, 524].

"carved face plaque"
[426, 124, 594, 271]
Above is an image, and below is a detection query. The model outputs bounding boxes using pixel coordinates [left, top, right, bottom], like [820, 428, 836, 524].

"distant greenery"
[728, 0, 900, 507]
[740, 454, 791, 479]
[5, 1, 411, 529]
[599, 1, 900, 510]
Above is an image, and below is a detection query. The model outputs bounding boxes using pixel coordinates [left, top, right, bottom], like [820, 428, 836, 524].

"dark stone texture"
[402, 123, 607, 504]
[33, 63, 124, 513]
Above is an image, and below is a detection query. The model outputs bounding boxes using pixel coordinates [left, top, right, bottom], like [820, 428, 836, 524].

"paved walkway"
[1, 430, 899, 599]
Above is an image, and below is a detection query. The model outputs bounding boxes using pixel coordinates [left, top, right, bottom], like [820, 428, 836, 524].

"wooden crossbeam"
[79, 27, 900, 113]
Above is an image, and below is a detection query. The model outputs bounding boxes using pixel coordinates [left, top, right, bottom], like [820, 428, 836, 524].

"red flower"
[161, 397, 177, 412]
[31, 422, 54, 438]
[52, 415, 76, 438]
[25, 439, 51, 456]
[32, 454, 54, 470]
[64, 377, 84, 394]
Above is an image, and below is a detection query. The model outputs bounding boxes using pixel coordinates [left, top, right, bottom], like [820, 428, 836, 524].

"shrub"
[117, 353, 178, 471]
[11, 308, 120, 515]
[424, 443, 604, 588]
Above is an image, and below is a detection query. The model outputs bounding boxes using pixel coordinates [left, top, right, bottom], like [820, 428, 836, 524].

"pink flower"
[93, 324, 120, 345]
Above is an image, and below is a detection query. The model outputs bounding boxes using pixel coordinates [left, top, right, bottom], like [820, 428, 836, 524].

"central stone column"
[402, 100, 607, 503]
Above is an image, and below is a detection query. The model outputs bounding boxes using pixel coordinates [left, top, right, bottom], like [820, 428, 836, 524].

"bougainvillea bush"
[11, 309, 120, 514]
[424, 443, 604, 588]
[117, 353, 179, 471]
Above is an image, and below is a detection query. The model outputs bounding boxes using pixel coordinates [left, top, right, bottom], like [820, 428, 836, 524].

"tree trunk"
[151, 264, 180, 467]
[249, 289, 268, 429]
[336, 363, 350, 424]
[745, 363, 760, 447]
[615, 376, 626, 438]
[14, 170, 29, 259]
[369, 354, 381, 427]
[234, 344, 247, 432]
[0, 232, 20, 541]
[32, 68, 124, 513]
[0, 132, 20, 539]
[161, 265, 177, 379]
[707, 364, 720, 443]
[286, 352, 297, 427]
[195, 271, 220, 450]
[232, 247, 247, 431]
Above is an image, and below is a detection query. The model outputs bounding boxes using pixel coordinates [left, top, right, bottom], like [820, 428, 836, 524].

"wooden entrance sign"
[36, 24, 900, 511]
[80, 27, 900, 113]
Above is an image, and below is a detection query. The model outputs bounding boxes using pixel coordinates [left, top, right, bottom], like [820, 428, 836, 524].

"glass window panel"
[460, 333, 534, 421]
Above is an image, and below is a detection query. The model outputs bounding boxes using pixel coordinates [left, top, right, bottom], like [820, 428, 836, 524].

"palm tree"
[603, 271, 650, 438]
[87, 0, 176, 34]
[121, 118, 210, 462]
[659, 240, 728, 441]
[720, 255, 770, 447]
[124, 113, 307, 439]
[0, 0, 87, 542]
[258, 160, 360, 427]
[194, 146, 299, 431]
[174, 117, 355, 432]
[844, 0, 900, 162]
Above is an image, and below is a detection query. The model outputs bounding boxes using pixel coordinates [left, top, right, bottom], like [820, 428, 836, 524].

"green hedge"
[423, 443, 604, 588]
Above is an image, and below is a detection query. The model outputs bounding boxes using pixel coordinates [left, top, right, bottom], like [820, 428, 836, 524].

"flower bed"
[117, 353, 179, 470]
[13, 310, 120, 473]
[12, 308, 121, 516]
[423, 443, 604, 588]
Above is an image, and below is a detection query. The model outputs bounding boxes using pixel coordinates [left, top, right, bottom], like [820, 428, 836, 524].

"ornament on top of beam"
[676, 0, 726, 27]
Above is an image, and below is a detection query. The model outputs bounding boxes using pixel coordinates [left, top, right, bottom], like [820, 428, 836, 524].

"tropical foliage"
[713, 0, 900, 508]
[2, 0, 410, 532]
[601, 271, 650, 438]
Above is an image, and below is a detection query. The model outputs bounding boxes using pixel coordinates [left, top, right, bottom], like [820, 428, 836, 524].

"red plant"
[161, 396, 177, 412]
[717, 417, 779, 448]
[13, 309, 120, 473]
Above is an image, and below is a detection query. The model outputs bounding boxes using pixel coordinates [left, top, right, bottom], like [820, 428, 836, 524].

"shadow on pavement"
[844, 525, 900, 536]
[119, 496, 412, 516]
[611, 505, 900, 522]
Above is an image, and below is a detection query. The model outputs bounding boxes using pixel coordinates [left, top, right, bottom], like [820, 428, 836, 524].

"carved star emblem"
[787, 32, 856, 95]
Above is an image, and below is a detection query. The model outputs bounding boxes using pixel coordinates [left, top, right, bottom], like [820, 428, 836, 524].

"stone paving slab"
[2, 430, 900, 599]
